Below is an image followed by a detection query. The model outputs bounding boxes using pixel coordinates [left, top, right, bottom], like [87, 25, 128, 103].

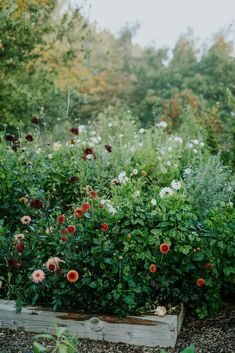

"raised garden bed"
[0, 300, 185, 348]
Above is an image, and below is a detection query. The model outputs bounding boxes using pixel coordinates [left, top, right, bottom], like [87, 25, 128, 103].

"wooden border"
[0, 300, 185, 347]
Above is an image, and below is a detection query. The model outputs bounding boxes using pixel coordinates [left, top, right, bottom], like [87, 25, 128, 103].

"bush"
[0, 112, 234, 318]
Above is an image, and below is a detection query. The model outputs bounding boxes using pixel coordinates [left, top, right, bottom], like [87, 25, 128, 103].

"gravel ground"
[0, 304, 234, 353]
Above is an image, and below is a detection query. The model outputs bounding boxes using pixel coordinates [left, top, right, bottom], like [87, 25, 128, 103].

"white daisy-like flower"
[192, 139, 199, 145]
[187, 143, 193, 149]
[133, 190, 140, 197]
[171, 180, 181, 190]
[166, 161, 171, 166]
[48, 154, 53, 159]
[184, 168, 192, 175]
[108, 123, 113, 128]
[91, 130, 96, 135]
[100, 199, 107, 205]
[193, 149, 198, 154]
[132, 168, 139, 175]
[151, 198, 157, 206]
[118, 171, 129, 184]
[79, 125, 86, 132]
[156, 121, 167, 128]
[139, 128, 145, 134]
[106, 203, 117, 215]
[174, 136, 183, 143]
[159, 187, 174, 199]
[200, 142, 205, 147]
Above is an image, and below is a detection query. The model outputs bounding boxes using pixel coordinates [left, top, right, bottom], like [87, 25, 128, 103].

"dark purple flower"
[31, 116, 40, 124]
[30, 199, 43, 209]
[105, 144, 112, 153]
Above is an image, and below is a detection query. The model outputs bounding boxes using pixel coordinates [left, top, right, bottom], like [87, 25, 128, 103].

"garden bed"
[0, 300, 185, 348]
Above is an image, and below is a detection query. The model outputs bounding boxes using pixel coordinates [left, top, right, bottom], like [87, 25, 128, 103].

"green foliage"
[33, 326, 78, 353]
[0, 112, 234, 318]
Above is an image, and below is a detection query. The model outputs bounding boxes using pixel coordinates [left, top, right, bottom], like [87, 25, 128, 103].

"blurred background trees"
[0, 0, 234, 167]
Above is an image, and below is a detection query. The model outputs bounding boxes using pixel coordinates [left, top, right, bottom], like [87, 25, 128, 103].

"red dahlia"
[67, 225, 76, 234]
[82, 202, 90, 212]
[197, 278, 205, 287]
[101, 223, 108, 232]
[57, 214, 65, 225]
[90, 191, 97, 199]
[149, 264, 157, 273]
[160, 243, 170, 254]
[74, 208, 83, 218]
[16, 243, 25, 253]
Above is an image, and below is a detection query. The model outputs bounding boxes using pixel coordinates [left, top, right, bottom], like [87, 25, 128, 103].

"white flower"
[159, 187, 174, 199]
[157, 121, 167, 128]
[154, 306, 167, 316]
[106, 203, 117, 215]
[228, 201, 233, 208]
[139, 142, 143, 147]
[91, 130, 96, 135]
[174, 136, 183, 143]
[133, 190, 140, 197]
[79, 125, 86, 132]
[132, 168, 139, 175]
[171, 180, 181, 190]
[200, 142, 205, 147]
[187, 143, 193, 149]
[48, 154, 53, 159]
[118, 171, 129, 184]
[160, 150, 165, 155]
[14, 233, 25, 241]
[53, 142, 62, 151]
[193, 149, 198, 154]
[184, 168, 192, 175]
[108, 123, 113, 128]
[166, 161, 171, 166]
[167, 146, 173, 152]
[151, 198, 157, 206]
[119, 133, 124, 138]
[192, 139, 199, 145]
[139, 128, 145, 134]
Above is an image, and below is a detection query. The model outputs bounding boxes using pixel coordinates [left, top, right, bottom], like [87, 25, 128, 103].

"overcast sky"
[77, 0, 235, 48]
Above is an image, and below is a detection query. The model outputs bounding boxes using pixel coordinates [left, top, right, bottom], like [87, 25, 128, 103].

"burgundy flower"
[84, 147, 94, 155]
[30, 199, 43, 209]
[16, 242, 25, 253]
[31, 116, 40, 124]
[5, 134, 17, 142]
[105, 144, 112, 153]
[25, 134, 33, 142]
[6, 259, 15, 268]
[90, 191, 97, 199]
[70, 127, 79, 135]
[68, 176, 80, 184]
[61, 235, 68, 242]
[67, 225, 76, 234]
[57, 214, 65, 225]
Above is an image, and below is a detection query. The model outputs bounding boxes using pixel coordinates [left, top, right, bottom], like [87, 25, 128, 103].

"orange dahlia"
[66, 270, 79, 283]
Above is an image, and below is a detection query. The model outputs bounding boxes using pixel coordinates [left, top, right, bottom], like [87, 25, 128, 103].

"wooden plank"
[0, 300, 185, 348]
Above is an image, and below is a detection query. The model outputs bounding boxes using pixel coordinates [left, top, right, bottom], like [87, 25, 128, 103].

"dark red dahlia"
[6, 259, 15, 268]
[16, 242, 25, 252]
[25, 134, 33, 142]
[105, 144, 112, 153]
[30, 199, 43, 209]
[61, 235, 68, 242]
[68, 176, 80, 184]
[84, 147, 94, 155]
[70, 127, 79, 135]
[31, 116, 40, 124]
[101, 223, 108, 232]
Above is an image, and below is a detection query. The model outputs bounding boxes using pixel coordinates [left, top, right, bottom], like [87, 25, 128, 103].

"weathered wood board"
[0, 300, 185, 347]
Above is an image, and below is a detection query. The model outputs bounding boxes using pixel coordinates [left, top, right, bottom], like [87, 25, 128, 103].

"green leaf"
[32, 341, 47, 353]
[58, 343, 68, 353]
[181, 345, 195, 353]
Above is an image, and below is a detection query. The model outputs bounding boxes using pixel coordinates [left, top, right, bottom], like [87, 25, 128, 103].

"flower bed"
[0, 300, 185, 347]
[0, 112, 234, 319]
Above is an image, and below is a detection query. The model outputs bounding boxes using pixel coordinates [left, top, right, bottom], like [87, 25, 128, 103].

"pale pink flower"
[32, 270, 45, 283]
[45, 257, 64, 272]
[21, 216, 31, 225]
[14, 234, 25, 241]
[154, 306, 167, 316]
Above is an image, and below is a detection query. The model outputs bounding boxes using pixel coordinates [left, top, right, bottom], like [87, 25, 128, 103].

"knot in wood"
[89, 317, 103, 332]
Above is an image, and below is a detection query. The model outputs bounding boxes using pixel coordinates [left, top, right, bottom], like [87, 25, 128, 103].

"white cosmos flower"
[174, 136, 183, 143]
[132, 169, 139, 175]
[139, 128, 145, 134]
[151, 198, 157, 206]
[118, 171, 129, 184]
[184, 168, 192, 175]
[156, 121, 167, 128]
[133, 190, 140, 197]
[159, 187, 174, 199]
[171, 180, 181, 190]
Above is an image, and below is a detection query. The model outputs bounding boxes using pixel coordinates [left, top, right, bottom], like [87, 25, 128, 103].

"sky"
[76, 0, 235, 48]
